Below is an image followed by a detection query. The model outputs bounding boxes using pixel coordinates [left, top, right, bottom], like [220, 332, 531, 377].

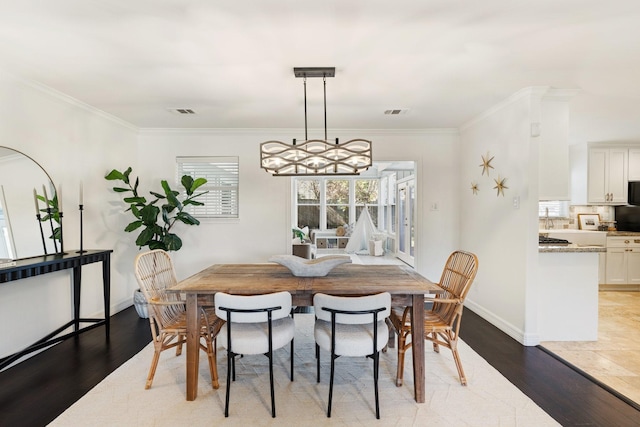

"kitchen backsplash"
[539, 205, 615, 230]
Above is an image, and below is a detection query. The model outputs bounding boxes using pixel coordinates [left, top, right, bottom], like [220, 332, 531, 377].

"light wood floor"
[541, 291, 640, 405]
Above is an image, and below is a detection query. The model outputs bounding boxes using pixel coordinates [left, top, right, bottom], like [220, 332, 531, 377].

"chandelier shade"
[260, 138, 372, 176]
[260, 67, 372, 176]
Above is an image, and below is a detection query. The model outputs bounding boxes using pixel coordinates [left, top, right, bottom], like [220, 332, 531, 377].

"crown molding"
[0, 68, 138, 131]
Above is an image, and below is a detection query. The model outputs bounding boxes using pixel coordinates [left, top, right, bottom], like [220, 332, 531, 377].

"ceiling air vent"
[167, 108, 196, 115]
[384, 109, 409, 115]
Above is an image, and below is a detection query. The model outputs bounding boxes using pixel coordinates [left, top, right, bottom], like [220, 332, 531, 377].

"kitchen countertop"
[606, 231, 640, 237]
[539, 244, 606, 253]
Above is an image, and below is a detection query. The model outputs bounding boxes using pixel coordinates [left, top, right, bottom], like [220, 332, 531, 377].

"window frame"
[176, 156, 239, 219]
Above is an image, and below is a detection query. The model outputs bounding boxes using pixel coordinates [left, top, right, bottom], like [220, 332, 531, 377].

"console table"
[0, 249, 112, 370]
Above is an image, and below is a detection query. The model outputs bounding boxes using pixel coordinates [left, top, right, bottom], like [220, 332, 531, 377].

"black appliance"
[629, 181, 640, 205]
[615, 205, 640, 232]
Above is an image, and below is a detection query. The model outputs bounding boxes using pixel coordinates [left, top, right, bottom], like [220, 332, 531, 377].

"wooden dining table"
[169, 262, 443, 403]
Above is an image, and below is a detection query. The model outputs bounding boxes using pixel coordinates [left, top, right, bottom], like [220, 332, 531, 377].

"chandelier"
[260, 67, 372, 176]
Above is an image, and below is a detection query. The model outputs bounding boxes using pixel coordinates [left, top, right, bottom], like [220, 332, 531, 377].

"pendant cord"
[303, 76, 308, 140]
[323, 75, 327, 140]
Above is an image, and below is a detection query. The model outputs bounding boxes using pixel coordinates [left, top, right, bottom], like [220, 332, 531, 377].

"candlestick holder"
[77, 204, 85, 254]
[36, 213, 48, 255]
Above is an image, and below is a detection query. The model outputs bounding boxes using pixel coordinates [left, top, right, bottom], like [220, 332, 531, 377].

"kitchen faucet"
[544, 207, 554, 230]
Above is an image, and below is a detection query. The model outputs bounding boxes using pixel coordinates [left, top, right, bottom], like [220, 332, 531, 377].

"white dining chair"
[313, 292, 391, 419]
[214, 291, 295, 418]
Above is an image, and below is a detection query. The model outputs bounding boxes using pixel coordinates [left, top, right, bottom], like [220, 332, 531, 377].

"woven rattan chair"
[388, 250, 478, 387]
[134, 249, 224, 390]
[314, 292, 391, 419]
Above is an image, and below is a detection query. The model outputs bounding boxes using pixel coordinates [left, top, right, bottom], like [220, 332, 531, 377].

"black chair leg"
[316, 343, 321, 383]
[290, 338, 294, 381]
[268, 349, 276, 418]
[374, 351, 380, 419]
[327, 353, 336, 418]
[224, 351, 232, 417]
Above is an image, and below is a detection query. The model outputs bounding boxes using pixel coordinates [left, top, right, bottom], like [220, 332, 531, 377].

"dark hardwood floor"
[1, 306, 638, 426]
[0, 307, 151, 427]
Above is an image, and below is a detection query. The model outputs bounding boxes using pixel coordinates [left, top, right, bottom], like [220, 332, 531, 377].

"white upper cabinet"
[587, 147, 628, 204]
[629, 149, 640, 181]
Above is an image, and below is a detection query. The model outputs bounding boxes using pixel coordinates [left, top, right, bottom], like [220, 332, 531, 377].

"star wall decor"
[479, 152, 494, 176]
[493, 175, 508, 196]
[471, 182, 479, 195]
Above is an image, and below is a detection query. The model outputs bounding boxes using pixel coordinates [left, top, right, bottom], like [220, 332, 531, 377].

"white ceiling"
[1, 0, 640, 143]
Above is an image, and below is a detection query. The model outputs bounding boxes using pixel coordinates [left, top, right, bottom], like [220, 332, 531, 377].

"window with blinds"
[538, 201, 569, 218]
[176, 156, 239, 218]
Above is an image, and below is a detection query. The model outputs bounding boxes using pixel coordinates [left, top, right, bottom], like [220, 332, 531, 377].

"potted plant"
[105, 167, 207, 251]
[105, 166, 208, 317]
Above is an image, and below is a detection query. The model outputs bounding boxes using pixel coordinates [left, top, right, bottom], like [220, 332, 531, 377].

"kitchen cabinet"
[629, 148, 640, 181]
[605, 236, 640, 287]
[588, 148, 628, 204]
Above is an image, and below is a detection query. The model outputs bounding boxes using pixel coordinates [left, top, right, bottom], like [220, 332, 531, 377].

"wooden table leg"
[411, 294, 425, 403]
[186, 293, 200, 401]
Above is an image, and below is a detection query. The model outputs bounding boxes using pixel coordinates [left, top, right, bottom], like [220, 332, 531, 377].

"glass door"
[396, 179, 415, 266]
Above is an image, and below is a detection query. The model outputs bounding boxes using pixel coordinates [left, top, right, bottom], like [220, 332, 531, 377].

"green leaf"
[124, 196, 146, 204]
[131, 204, 142, 218]
[149, 191, 165, 199]
[181, 175, 194, 195]
[191, 177, 207, 192]
[124, 220, 143, 232]
[105, 169, 125, 181]
[148, 240, 168, 251]
[183, 199, 205, 206]
[123, 167, 132, 183]
[163, 233, 183, 251]
[140, 204, 160, 225]
[113, 187, 130, 193]
[135, 226, 155, 247]
[176, 212, 200, 225]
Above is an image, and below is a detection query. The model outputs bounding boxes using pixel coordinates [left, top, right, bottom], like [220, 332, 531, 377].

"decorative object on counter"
[260, 67, 372, 176]
[471, 181, 479, 195]
[34, 186, 62, 254]
[479, 152, 494, 176]
[578, 213, 600, 230]
[269, 254, 351, 277]
[493, 175, 508, 197]
[105, 167, 208, 251]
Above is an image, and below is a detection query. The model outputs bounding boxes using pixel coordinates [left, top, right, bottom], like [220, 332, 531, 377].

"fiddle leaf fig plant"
[105, 167, 207, 251]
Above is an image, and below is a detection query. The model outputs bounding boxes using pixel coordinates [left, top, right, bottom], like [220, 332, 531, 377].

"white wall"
[459, 88, 543, 345]
[136, 129, 461, 282]
[0, 70, 138, 360]
[0, 67, 463, 361]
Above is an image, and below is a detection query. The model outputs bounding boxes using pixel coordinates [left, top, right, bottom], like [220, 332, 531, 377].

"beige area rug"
[49, 314, 559, 427]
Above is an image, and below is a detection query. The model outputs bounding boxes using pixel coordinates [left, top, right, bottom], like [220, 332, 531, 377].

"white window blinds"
[177, 156, 239, 218]
[538, 201, 569, 218]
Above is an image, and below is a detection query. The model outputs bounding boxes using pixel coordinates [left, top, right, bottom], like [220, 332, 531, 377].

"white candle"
[57, 184, 62, 212]
[33, 188, 39, 215]
[79, 181, 83, 205]
[42, 184, 49, 207]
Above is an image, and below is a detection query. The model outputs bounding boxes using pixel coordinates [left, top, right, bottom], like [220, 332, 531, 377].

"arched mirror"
[0, 146, 60, 259]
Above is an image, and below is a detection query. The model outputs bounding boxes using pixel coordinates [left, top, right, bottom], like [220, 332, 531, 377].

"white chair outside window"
[214, 291, 295, 418]
[313, 292, 391, 419]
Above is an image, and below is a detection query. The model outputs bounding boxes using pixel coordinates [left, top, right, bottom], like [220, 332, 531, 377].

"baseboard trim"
[464, 300, 536, 345]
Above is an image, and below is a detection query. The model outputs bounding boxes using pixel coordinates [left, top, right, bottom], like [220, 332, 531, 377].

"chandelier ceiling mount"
[260, 67, 372, 176]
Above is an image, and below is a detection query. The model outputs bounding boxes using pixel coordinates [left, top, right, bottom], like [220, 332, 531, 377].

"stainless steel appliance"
[614, 205, 640, 231]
